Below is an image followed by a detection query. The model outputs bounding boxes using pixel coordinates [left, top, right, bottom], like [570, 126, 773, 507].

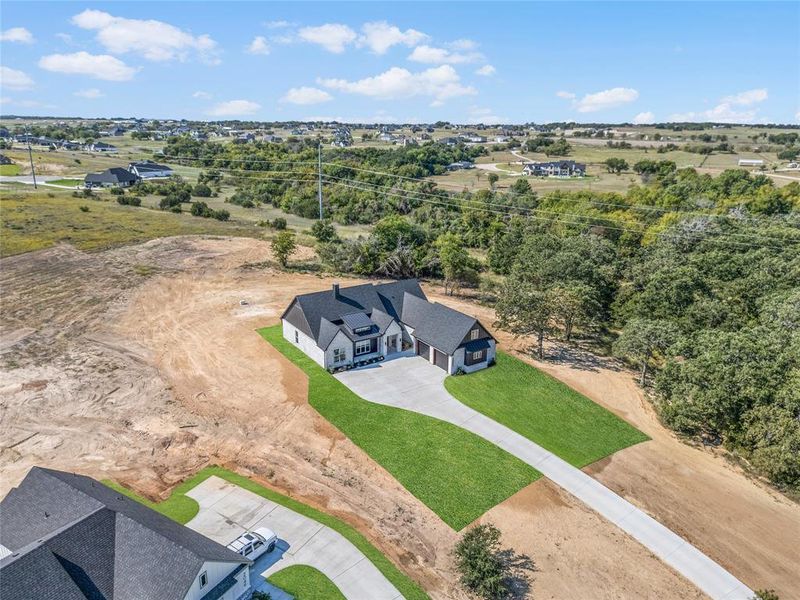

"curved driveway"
[185, 476, 402, 600]
[335, 354, 754, 600]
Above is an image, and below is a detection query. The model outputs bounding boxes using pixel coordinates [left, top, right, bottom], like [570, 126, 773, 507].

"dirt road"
[2, 237, 797, 599]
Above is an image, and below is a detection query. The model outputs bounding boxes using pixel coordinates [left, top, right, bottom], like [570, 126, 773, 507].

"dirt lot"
[1, 236, 798, 599]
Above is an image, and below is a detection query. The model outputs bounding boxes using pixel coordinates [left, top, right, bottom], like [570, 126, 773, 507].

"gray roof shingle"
[0, 467, 250, 600]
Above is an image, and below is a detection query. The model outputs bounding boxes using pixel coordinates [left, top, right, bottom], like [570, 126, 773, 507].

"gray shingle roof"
[0, 467, 249, 600]
[282, 279, 493, 356]
[401, 293, 482, 355]
[84, 168, 138, 185]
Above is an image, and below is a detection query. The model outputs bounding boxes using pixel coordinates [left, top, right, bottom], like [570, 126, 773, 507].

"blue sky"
[1, 1, 798, 124]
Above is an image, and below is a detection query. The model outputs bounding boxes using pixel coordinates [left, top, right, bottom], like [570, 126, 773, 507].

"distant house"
[282, 279, 496, 374]
[0, 466, 252, 600]
[522, 160, 586, 177]
[84, 167, 139, 188]
[437, 136, 461, 146]
[460, 133, 487, 143]
[0, 154, 13, 165]
[86, 141, 118, 153]
[109, 126, 125, 136]
[128, 160, 173, 179]
[60, 140, 82, 151]
[446, 161, 475, 171]
[737, 158, 764, 167]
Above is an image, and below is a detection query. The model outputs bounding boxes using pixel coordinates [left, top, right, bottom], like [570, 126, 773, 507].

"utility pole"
[26, 126, 37, 189]
[317, 142, 323, 219]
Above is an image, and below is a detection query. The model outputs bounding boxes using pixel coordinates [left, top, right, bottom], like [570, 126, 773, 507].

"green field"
[445, 352, 648, 467]
[0, 164, 21, 175]
[46, 178, 83, 187]
[267, 566, 346, 600]
[260, 325, 540, 530]
[106, 466, 429, 600]
[0, 190, 262, 257]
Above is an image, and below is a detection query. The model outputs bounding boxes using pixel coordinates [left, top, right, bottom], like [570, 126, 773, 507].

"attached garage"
[416, 340, 430, 358]
[433, 348, 449, 371]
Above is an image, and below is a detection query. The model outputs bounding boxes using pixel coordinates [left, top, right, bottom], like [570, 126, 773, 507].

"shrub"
[311, 219, 338, 242]
[213, 209, 230, 221]
[117, 196, 141, 207]
[109, 187, 125, 195]
[79, 205, 90, 212]
[453, 524, 510, 600]
[193, 182, 212, 197]
[272, 217, 287, 230]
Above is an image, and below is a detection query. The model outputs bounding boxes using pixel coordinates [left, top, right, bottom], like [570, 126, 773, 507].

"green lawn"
[105, 465, 429, 600]
[267, 565, 346, 600]
[445, 352, 649, 467]
[47, 178, 84, 187]
[260, 325, 540, 531]
[0, 164, 21, 175]
[0, 191, 262, 257]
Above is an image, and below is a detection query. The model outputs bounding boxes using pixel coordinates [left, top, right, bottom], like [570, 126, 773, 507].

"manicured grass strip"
[260, 325, 540, 531]
[47, 178, 84, 187]
[445, 351, 649, 468]
[267, 565, 346, 600]
[105, 466, 429, 600]
[0, 164, 21, 176]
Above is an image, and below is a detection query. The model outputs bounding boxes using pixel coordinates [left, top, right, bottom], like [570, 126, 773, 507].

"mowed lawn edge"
[105, 466, 430, 600]
[259, 325, 541, 531]
[267, 565, 346, 600]
[445, 351, 649, 468]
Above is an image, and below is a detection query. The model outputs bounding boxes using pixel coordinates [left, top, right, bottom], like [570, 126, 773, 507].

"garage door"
[433, 349, 448, 371]
[416, 340, 430, 359]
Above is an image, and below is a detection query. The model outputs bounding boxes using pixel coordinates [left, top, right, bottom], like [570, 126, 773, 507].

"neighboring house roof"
[129, 160, 172, 173]
[84, 168, 139, 185]
[282, 279, 493, 355]
[0, 467, 250, 600]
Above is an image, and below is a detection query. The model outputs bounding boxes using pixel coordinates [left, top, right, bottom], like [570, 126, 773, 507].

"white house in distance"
[281, 279, 496, 374]
[128, 160, 174, 179]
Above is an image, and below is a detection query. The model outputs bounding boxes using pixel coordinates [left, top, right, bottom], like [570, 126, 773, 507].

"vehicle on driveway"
[227, 527, 277, 560]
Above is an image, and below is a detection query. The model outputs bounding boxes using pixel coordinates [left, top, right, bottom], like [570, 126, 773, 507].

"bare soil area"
[1, 236, 797, 599]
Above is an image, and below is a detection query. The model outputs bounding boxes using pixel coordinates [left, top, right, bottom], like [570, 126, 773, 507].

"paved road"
[185, 476, 402, 600]
[336, 355, 754, 600]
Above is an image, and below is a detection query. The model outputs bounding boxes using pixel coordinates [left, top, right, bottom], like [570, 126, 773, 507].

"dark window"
[294, 330, 299, 343]
[200, 572, 208, 588]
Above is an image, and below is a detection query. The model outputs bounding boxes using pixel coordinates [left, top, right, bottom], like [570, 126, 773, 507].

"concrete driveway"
[185, 476, 402, 600]
[335, 355, 753, 600]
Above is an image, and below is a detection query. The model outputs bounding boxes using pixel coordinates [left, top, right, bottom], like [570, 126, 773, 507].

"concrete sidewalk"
[336, 354, 754, 600]
[185, 476, 403, 600]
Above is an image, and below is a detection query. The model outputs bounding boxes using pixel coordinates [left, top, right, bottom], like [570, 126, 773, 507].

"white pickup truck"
[226, 527, 278, 561]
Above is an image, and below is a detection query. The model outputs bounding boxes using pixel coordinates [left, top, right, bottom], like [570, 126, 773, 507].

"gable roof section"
[0, 467, 249, 600]
[402, 293, 484, 355]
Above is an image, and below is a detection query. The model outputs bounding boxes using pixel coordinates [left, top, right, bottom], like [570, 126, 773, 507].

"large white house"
[0, 467, 252, 600]
[281, 279, 496, 374]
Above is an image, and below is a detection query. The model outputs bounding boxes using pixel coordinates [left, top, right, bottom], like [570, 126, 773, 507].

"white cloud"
[467, 106, 507, 125]
[632, 111, 655, 124]
[671, 89, 769, 123]
[265, 20, 292, 29]
[55, 33, 73, 44]
[206, 99, 261, 116]
[71, 9, 219, 63]
[449, 39, 477, 51]
[74, 88, 104, 99]
[357, 21, 427, 54]
[298, 24, 356, 53]
[721, 88, 768, 106]
[1, 27, 34, 44]
[556, 90, 576, 100]
[0, 66, 35, 91]
[318, 64, 476, 105]
[475, 64, 495, 77]
[574, 87, 639, 113]
[247, 36, 270, 55]
[193, 90, 212, 99]
[281, 86, 332, 105]
[407, 44, 482, 65]
[1, 97, 55, 109]
[38, 51, 138, 81]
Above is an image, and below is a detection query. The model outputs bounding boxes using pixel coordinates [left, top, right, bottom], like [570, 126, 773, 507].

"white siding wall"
[324, 330, 353, 368]
[282, 319, 325, 367]
[382, 321, 403, 354]
[450, 340, 496, 374]
[183, 561, 249, 600]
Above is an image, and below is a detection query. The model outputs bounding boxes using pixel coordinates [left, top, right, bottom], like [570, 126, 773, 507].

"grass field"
[260, 325, 540, 530]
[46, 178, 83, 187]
[0, 164, 21, 175]
[106, 466, 429, 600]
[445, 352, 648, 467]
[0, 190, 262, 257]
[267, 565, 346, 600]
